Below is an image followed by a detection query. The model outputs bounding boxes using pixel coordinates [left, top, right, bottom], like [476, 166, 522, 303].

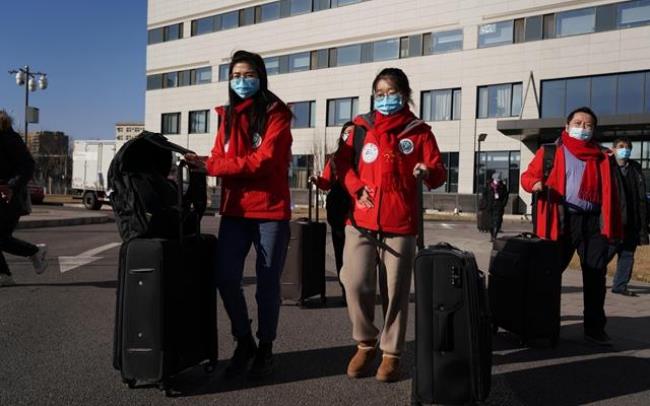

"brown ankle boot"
[346, 341, 377, 378]
[376, 354, 400, 382]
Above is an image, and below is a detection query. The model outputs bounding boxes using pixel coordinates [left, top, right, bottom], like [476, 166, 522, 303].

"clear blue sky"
[0, 0, 146, 140]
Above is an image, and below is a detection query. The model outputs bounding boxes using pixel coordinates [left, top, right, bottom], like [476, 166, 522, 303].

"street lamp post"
[8, 66, 48, 140]
[475, 133, 488, 211]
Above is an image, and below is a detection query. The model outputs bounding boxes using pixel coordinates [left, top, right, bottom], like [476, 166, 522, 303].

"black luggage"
[488, 233, 562, 346]
[281, 180, 326, 305]
[476, 208, 491, 233]
[412, 178, 492, 406]
[111, 136, 218, 395]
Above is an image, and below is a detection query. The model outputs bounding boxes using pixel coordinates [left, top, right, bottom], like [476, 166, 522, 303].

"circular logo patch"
[252, 133, 262, 149]
[361, 143, 379, 163]
[399, 139, 415, 155]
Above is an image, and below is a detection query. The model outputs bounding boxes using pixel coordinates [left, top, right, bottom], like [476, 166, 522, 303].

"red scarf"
[373, 106, 417, 192]
[561, 131, 603, 204]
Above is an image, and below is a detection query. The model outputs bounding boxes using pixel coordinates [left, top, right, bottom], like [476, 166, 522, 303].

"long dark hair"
[371, 67, 413, 106]
[225, 50, 285, 144]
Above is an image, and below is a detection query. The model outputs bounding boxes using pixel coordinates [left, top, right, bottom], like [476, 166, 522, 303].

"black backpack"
[107, 131, 207, 242]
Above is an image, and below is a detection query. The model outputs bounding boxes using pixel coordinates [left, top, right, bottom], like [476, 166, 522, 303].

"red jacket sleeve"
[314, 160, 334, 190]
[334, 126, 366, 197]
[420, 132, 447, 189]
[206, 108, 292, 178]
[521, 148, 544, 193]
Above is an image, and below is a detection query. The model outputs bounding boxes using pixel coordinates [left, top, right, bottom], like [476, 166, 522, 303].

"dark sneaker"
[224, 334, 257, 379]
[248, 342, 274, 379]
[611, 289, 638, 297]
[584, 330, 612, 346]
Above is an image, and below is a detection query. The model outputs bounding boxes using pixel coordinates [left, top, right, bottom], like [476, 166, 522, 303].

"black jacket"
[485, 181, 509, 213]
[0, 127, 35, 215]
[614, 160, 649, 246]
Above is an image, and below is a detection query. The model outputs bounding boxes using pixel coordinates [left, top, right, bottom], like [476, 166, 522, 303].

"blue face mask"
[374, 94, 404, 116]
[230, 77, 260, 99]
[568, 127, 593, 141]
[616, 148, 631, 160]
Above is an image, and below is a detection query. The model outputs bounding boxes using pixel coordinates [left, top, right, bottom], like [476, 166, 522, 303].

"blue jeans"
[612, 244, 637, 292]
[216, 216, 290, 343]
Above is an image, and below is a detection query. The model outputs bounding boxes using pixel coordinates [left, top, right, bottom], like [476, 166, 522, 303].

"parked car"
[27, 182, 45, 204]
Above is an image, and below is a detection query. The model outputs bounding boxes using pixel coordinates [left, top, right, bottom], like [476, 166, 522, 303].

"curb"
[17, 215, 115, 230]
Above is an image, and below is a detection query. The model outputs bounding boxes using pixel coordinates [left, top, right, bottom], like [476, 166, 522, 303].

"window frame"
[188, 110, 210, 134]
[161, 112, 181, 135]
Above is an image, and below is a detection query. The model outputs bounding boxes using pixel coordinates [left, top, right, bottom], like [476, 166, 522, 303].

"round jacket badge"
[252, 133, 262, 149]
[399, 139, 415, 155]
[361, 143, 379, 163]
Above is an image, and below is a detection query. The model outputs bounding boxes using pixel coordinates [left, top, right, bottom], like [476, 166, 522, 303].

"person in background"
[0, 110, 48, 286]
[185, 50, 292, 379]
[610, 137, 649, 297]
[485, 172, 509, 241]
[521, 106, 622, 346]
[336, 68, 446, 382]
[310, 126, 353, 305]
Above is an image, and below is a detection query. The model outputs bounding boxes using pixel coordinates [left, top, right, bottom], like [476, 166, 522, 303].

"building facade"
[26, 131, 70, 193]
[145, 0, 650, 212]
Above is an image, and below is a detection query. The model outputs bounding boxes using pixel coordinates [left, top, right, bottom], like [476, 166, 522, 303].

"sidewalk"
[17, 206, 114, 229]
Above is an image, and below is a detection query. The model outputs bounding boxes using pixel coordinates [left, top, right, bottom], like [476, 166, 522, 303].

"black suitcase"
[113, 160, 218, 395]
[281, 180, 326, 305]
[412, 178, 492, 406]
[488, 233, 562, 346]
[476, 208, 491, 233]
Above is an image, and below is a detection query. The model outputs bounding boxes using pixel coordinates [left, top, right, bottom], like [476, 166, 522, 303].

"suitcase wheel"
[122, 378, 136, 389]
[159, 381, 173, 397]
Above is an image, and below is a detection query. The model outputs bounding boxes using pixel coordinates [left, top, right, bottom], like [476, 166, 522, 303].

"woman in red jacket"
[335, 68, 446, 382]
[185, 50, 292, 378]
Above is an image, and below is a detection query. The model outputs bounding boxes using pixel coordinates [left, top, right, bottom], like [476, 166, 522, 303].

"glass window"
[161, 113, 180, 135]
[289, 52, 311, 72]
[178, 70, 190, 87]
[336, 44, 361, 66]
[422, 33, 433, 55]
[432, 152, 459, 193]
[313, 0, 331, 11]
[311, 49, 328, 69]
[265, 57, 280, 76]
[525, 15, 542, 41]
[279, 55, 290, 74]
[432, 29, 463, 53]
[373, 38, 399, 61]
[596, 4, 618, 32]
[290, 0, 312, 15]
[289, 101, 315, 128]
[591, 75, 617, 116]
[218, 64, 229, 82]
[327, 97, 358, 126]
[260, 2, 281, 21]
[543, 13, 556, 39]
[475, 151, 520, 193]
[541, 79, 566, 118]
[148, 28, 163, 44]
[189, 110, 209, 134]
[333, 0, 361, 6]
[421, 89, 461, 121]
[478, 21, 513, 48]
[514, 18, 525, 43]
[164, 24, 182, 41]
[191, 67, 212, 85]
[477, 83, 521, 118]
[556, 7, 595, 37]
[646, 72, 650, 112]
[360, 43, 373, 63]
[399, 37, 409, 58]
[163, 72, 178, 88]
[192, 17, 214, 36]
[146, 74, 162, 90]
[240, 7, 255, 26]
[221, 11, 239, 30]
[618, 0, 650, 28]
[289, 155, 314, 188]
[618, 72, 645, 114]
[565, 77, 590, 114]
[409, 34, 423, 57]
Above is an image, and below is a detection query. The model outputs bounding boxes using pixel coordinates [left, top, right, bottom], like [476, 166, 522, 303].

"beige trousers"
[340, 225, 415, 355]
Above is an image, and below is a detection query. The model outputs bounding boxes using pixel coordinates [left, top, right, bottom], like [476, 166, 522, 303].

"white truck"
[71, 140, 117, 210]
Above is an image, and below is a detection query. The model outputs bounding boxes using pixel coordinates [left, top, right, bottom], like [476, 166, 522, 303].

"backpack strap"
[352, 125, 367, 170]
[542, 143, 557, 182]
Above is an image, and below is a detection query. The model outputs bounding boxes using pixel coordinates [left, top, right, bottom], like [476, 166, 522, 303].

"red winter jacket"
[314, 159, 335, 191]
[206, 99, 293, 220]
[336, 111, 446, 235]
[521, 139, 622, 241]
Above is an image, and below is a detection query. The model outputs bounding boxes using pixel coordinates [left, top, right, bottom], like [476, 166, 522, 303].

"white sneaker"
[0, 273, 16, 286]
[31, 244, 48, 274]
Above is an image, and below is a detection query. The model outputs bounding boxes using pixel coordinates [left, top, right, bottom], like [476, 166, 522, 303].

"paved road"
[1, 214, 649, 405]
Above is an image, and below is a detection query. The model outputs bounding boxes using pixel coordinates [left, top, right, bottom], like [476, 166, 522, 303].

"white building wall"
[145, 0, 650, 207]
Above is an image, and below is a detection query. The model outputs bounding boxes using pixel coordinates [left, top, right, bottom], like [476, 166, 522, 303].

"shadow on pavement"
[3, 280, 118, 289]
[497, 356, 650, 406]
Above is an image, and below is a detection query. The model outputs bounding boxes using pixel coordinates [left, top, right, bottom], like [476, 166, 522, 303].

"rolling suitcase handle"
[307, 178, 319, 223]
[416, 172, 425, 251]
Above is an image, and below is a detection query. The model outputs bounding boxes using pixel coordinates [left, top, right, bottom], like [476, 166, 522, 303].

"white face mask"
[568, 127, 593, 141]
